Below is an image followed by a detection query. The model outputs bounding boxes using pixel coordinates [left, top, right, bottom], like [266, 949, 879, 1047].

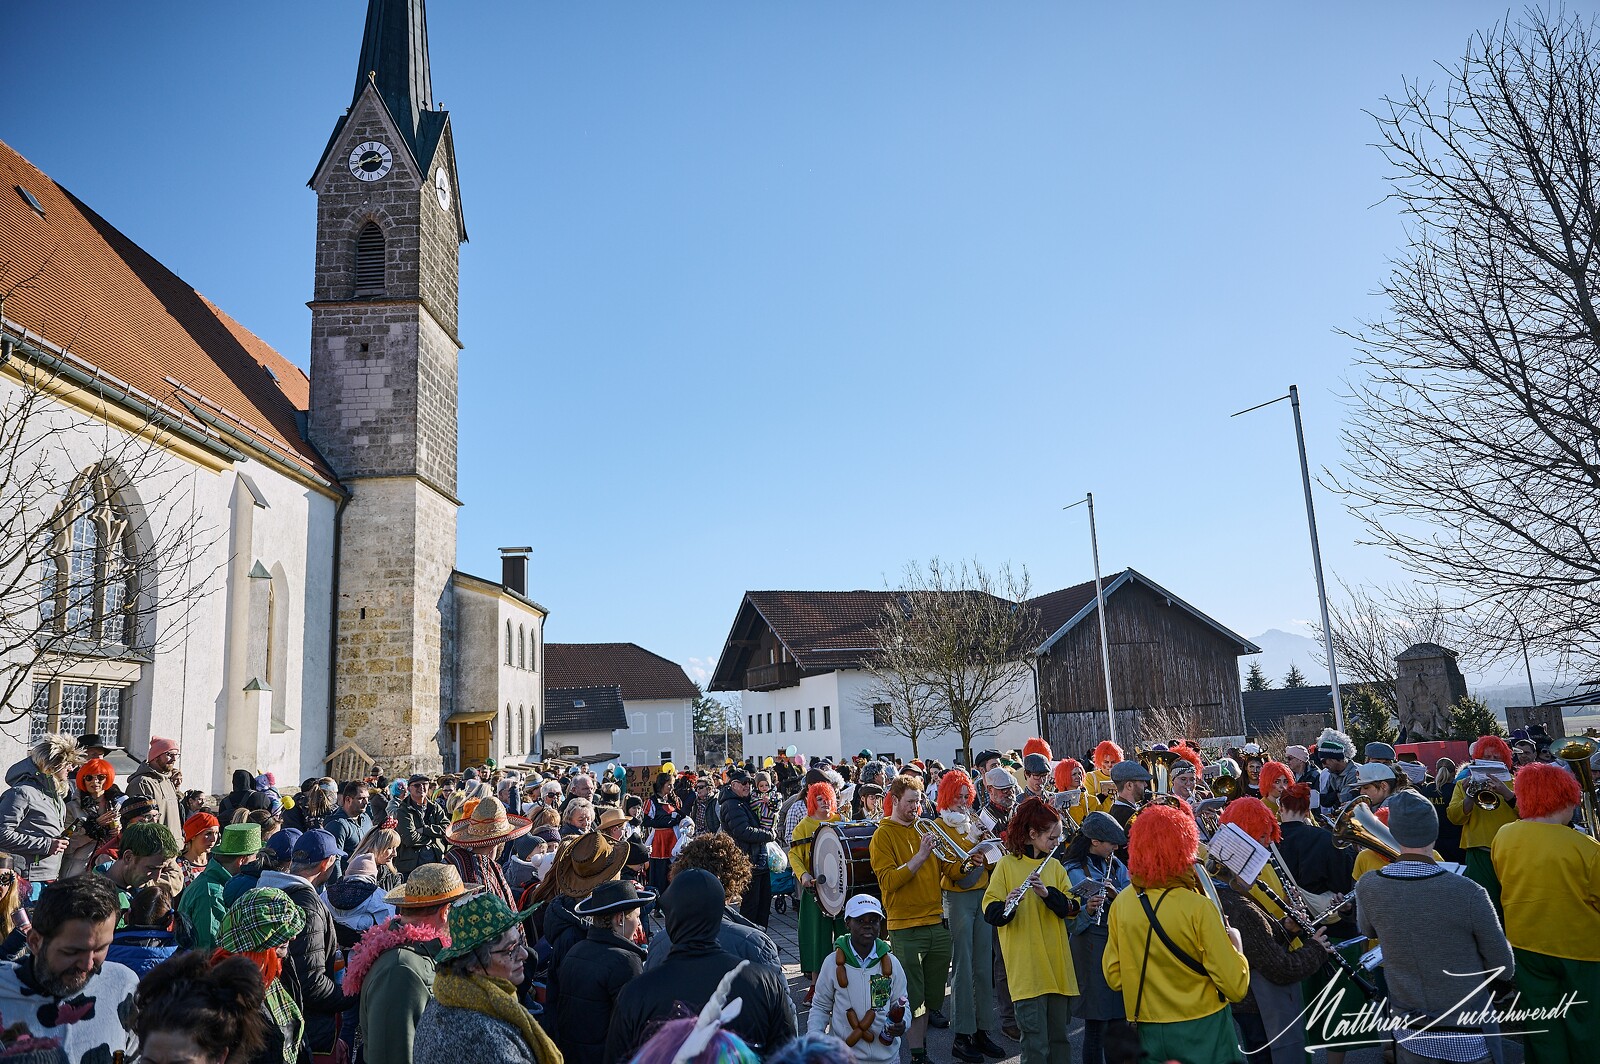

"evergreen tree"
[1446, 696, 1505, 741]
[1346, 686, 1398, 755]
[1245, 661, 1272, 691]
[1283, 663, 1308, 688]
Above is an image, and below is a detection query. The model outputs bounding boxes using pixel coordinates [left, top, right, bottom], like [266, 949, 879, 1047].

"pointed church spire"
[353, 0, 434, 158]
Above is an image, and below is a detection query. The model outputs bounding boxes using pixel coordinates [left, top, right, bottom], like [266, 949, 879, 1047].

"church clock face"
[434, 168, 452, 212]
[348, 141, 393, 182]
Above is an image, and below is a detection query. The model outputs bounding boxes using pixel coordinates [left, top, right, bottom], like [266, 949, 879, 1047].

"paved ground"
[761, 894, 1523, 1064]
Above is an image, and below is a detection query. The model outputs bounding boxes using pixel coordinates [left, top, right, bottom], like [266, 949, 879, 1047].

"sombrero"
[446, 795, 531, 849]
[384, 862, 483, 910]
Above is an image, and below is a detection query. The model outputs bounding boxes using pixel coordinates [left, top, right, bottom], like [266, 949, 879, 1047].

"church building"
[0, 0, 537, 786]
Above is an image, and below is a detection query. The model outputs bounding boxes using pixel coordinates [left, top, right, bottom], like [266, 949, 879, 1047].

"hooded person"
[219, 769, 272, 820]
[322, 853, 397, 948]
[605, 869, 797, 1063]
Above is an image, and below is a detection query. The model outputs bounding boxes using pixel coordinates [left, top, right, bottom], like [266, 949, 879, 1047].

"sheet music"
[1359, 945, 1383, 971]
[1468, 759, 1512, 782]
[1208, 822, 1271, 884]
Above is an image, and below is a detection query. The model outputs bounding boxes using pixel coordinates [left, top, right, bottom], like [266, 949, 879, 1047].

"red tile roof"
[544, 643, 699, 702]
[0, 138, 333, 481]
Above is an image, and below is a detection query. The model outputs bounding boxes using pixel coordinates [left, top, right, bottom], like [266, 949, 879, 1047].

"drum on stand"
[811, 821, 878, 919]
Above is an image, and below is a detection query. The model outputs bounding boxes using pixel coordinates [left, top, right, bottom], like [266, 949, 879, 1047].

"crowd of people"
[0, 724, 1591, 1064]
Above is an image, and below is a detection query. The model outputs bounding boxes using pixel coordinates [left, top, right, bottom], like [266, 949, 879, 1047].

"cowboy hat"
[384, 862, 483, 909]
[446, 795, 531, 849]
[573, 879, 656, 918]
[595, 806, 629, 833]
[528, 830, 628, 904]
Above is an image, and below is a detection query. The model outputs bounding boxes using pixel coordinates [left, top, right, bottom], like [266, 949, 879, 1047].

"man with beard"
[0, 875, 137, 1059]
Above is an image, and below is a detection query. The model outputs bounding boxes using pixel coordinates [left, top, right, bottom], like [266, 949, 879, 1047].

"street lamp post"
[1232, 385, 1345, 732]
[1065, 493, 1118, 746]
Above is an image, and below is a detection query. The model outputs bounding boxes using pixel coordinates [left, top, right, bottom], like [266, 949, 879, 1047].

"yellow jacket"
[1447, 778, 1518, 850]
[1103, 883, 1249, 1022]
[932, 815, 991, 893]
[869, 817, 955, 930]
[789, 813, 840, 879]
[1492, 820, 1600, 962]
[1083, 771, 1118, 813]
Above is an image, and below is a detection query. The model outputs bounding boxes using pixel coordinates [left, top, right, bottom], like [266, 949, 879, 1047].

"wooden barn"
[1030, 570, 1260, 758]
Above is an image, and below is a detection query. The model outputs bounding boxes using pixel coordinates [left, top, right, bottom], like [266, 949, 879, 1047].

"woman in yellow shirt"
[1447, 735, 1519, 918]
[1085, 742, 1123, 815]
[1256, 761, 1294, 820]
[1491, 762, 1600, 1064]
[790, 781, 845, 989]
[1050, 759, 1094, 827]
[1103, 803, 1249, 1064]
[983, 796, 1079, 1064]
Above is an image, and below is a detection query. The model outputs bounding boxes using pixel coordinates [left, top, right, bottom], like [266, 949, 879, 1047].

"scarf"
[432, 969, 561, 1064]
[343, 918, 446, 995]
[213, 948, 301, 1064]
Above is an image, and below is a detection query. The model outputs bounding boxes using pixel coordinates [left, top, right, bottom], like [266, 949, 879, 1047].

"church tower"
[308, 0, 466, 773]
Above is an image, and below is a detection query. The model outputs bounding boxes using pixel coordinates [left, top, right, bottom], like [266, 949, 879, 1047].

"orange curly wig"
[1373, 805, 1391, 827]
[1219, 796, 1281, 844]
[1093, 741, 1124, 774]
[1053, 758, 1082, 792]
[1128, 803, 1198, 888]
[1514, 762, 1582, 819]
[1023, 737, 1053, 760]
[935, 769, 975, 812]
[805, 781, 837, 817]
[1280, 782, 1312, 815]
[1257, 761, 1294, 796]
[1471, 735, 1514, 769]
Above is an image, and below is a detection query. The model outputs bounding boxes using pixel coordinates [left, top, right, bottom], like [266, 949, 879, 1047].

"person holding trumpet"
[983, 797, 1080, 1064]
[1448, 734, 1518, 918]
[930, 769, 1005, 1063]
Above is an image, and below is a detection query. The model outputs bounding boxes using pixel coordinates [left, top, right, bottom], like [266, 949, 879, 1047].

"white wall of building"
[615, 696, 691, 768]
[544, 728, 614, 759]
[452, 577, 543, 766]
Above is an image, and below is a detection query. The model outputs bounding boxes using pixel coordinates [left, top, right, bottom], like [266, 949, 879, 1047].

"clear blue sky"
[8, 1, 1540, 690]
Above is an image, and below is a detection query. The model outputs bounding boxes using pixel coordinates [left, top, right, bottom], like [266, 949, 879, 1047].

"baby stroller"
[766, 841, 798, 915]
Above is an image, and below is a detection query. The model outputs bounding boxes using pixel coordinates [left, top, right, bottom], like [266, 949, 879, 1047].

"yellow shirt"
[1447, 778, 1519, 850]
[1103, 883, 1249, 1022]
[869, 817, 954, 930]
[1492, 820, 1600, 962]
[789, 813, 839, 878]
[932, 815, 991, 893]
[984, 854, 1078, 1000]
[1084, 771, 1118, 813]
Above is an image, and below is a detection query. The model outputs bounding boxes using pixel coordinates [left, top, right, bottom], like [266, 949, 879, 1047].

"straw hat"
[445, 795, 531, 849]
[384, 862, 483, 910]
[528, 830, 628, 904]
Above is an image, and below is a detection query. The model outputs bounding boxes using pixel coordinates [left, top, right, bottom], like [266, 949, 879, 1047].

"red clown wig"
[76, 758, 116, 791]
[1280, 782, 1312, 815]
[1257, 761, 1294, 797]
[1218, 796, 1281, 845]
[1514, 762, 1583, 820]
[1171, 743, 1204, 777]
[936, 769, 975, 812]
[1471, 735, 1514, 769]
[1023, 737, 1053, 761]
[805, 781, 837, 818]
[1128, 803, 1199, 888]
[1093, 741, 1124, 774]
[1053, 758, 1082, 792]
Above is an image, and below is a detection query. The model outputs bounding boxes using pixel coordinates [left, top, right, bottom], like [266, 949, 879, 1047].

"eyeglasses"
[80, 774, 108, 782]
[489, 937, 529, 959]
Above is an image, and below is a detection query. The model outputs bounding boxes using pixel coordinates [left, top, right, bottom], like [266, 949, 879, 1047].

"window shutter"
[354, 223, 385, 295]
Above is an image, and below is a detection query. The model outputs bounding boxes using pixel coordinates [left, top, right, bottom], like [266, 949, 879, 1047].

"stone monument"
[1394, 643, 1469, 741]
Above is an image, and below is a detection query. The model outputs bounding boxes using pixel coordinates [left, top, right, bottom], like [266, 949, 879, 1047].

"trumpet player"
[1491, 762, 1600, 1064]
[1051, 759, 1094, 826]
[1103, 804, 1249, 1064]
[932, 770, 1005, 1063]
[1447, 735, 1517, 918]
[983, 798, 1080, 1064]
[1087, 741, 1125, 812]
[1061, 812, 1131, 1064]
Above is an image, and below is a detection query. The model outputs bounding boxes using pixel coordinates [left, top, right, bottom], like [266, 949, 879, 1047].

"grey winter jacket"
[412, 1001, 539, 1064]
[0, 758, 67, 881]
[125, 762, 182, 836]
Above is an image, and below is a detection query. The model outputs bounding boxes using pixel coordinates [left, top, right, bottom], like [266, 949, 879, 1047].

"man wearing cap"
[720, 768, 775, 928]
[397, 773, 449, 874]
[979, 767, 1017, 834]
[178, 822, 261, 949]
[347, 864, 479, 1064]
[260, 828, 354, 1058]
[1314, 729, 1360, 809]
[558, 881, 656, 1064]
[1354, 761, 1397, 810]
[1021, 753, 1051, 801]
[1356, 790, 1512, 1064]
[806, 894, 909, 1061]
[1107, 760, 1151, 847]
[125, 736, 182, 836]
[1283, 745, 1314, 787]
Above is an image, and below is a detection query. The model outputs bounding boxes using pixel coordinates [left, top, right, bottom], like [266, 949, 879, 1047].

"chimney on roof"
[500, 547, 531, 596]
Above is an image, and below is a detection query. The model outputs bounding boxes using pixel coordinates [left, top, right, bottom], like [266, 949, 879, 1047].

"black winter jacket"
[259, 870, 354, 1053]
[717, 786, 771, 864]
[395, 796, 448, 873]
[606, 871, 795, 1062]
[556, 926, 646, 1064]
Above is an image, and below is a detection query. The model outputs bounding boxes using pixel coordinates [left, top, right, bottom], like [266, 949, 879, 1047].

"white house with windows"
[449, 552, 546, 771]
[543, 643, 697, 767]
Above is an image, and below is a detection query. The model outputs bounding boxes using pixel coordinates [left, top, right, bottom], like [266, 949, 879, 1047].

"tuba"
[1138, 749, 1181, 796]
[1333, 796, 1402, 863]
[1553, 735, 1600, 836]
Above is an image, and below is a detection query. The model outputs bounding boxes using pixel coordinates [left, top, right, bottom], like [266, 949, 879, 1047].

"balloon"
[785, 745, 798, 757]
[661, 761, 676, 775]
[763, 756, 775, 768]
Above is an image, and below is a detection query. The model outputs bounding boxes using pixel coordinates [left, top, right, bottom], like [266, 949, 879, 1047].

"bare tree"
[861, 558, 1038, 764]
[1307, 578, 1455, 711]
[857, 642, 947, 762]
[1336, 10, 1600, 676]
[0, 308, 223, 727]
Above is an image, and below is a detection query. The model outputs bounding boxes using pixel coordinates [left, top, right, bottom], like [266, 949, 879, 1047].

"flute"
[1001, 854, 1051, 918]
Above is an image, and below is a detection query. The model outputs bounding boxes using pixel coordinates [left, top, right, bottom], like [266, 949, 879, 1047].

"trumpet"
[916, 818, 990, 875]
[1464, 778, 1503, 810]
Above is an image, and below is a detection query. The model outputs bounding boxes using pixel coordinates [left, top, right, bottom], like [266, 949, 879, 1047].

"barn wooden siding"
[1039, 581, 1245, 757]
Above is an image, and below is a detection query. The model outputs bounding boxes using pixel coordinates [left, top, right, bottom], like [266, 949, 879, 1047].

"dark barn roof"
[544, 685, 627, 732]
[1242, 685, 1336, 735]
[544, 643, 698, 702]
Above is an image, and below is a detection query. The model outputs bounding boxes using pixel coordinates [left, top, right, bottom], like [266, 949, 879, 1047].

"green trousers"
[1463, 846, 1503, 922]
[945, 889, 994, 1036]
[1513, 947, 1600, 1064]
[1014, 993, 1073, 1064]
[1137, 1006, 1243, 1064]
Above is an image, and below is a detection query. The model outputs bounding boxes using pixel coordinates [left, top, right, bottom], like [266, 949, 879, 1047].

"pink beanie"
[148, 736, 179, 761]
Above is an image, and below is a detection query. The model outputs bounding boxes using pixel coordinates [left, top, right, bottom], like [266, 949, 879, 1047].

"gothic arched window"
[38, 467, 134, 648]
[354, 222, 385, 296]
[518, 704, 526, 753]
[505, 620, 513, 665]
[518, 625, 526, 670]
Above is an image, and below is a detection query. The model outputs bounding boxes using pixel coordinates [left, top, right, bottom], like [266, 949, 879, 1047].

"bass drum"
[811, 821, 879, 919]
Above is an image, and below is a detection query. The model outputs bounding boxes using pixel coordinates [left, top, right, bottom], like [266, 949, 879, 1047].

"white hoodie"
[806, 936, 908, 1063]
